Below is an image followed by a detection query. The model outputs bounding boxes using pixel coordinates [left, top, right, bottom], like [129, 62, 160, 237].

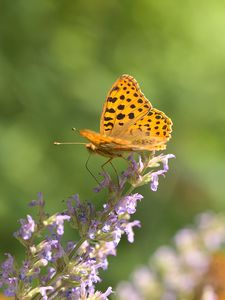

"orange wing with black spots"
[100, 75, 152, 136]
[125, 108, 172, 150]
[80, 74, 172, 157]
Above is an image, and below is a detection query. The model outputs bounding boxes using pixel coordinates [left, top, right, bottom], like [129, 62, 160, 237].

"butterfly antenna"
[54, 141, 86, 145]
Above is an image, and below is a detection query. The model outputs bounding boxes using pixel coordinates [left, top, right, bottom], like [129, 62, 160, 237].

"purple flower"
[55, 214, 71, 235]
[112, 227, 123, 246]
[150, 169, 166, 192]
[0, 254, 17, 297]
[94, 172, 112, 193]
[15, 215, 36, 240]
[101, 286, 113, 299]
[39, 239, 64, 262]
[0, 151, 174, 298]
[116, 193, 143, 215]
[119, 155, 144, 188]
[67, 194, 80, 215]
[88, 219, 101, 239]
[3, 277, 17, 297]
[29, 192, 45, 207]
[102, 224, 111, 233]
[1, 254, 14, 278]
[124, 220, 141, 243]
[44, 214, 70, 236]
[150, 154, 175, 191]
[39, 286, 54, 300]
[94, 287, 113, 299]
[161, 154, 175, 171]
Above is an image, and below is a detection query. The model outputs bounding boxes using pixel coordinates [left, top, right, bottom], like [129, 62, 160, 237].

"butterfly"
[78, 75, 172, 159]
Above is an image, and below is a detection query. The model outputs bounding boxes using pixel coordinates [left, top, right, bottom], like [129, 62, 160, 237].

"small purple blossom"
[15, 214, 36, 240]
[150, 154, 175, 191]
[150, 169, 166, 192]
[55, 214, 71, 235]
[3, 277, 17, 297]
[1, 254, 14, 278]
[44, 213, 70, 236]
[94, 286, 113, 299]
[67, 194, 80, 215]
[29, 192, 45, 207]
[94, 172, 112, 193]
[161, 154, 175, 171]
[124, 220, 141, 243]
[39, 286, 54, 300]
[112, 227, 123, 246]
[39, 239, 64, 262]
[116, 194, 143, 215]
[0, 254, 17, 297]
[119, 155, 143, 188]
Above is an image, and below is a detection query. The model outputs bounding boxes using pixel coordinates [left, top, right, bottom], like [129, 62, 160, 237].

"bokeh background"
[1, 0, 225, 292]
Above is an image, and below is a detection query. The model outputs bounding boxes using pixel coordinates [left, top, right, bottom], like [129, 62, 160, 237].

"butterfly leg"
[101, 158, 120, 187]
[101, 157, 113, 173]
[85, 153, 101, 185]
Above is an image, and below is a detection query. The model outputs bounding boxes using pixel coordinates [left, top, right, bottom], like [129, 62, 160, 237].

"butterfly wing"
[100, 74, 152, 136]
[81, 74, 172, 155]
[120, 108, 173, 150]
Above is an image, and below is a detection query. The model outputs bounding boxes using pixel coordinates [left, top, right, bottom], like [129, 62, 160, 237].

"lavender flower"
[14, 214, 36, 240]
[115, 194, 143, 215]
[149, 154, 175, 191]
[0, 152, 174, 299]
[39, 286, 54, 300]
[43, 213, 71, 235]
[0, 254, 17, 297]
[116, 211, 225, 300]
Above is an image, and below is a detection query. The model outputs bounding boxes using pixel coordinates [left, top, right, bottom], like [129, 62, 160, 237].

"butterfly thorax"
[85, 142, 123, 158]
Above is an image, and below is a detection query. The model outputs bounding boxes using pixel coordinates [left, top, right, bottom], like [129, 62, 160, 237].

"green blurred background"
[0, 0, 225, 291]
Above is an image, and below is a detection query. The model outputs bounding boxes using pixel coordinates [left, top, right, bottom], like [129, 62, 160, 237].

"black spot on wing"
[128, 113, 135, 119]
[104, 122, 114, 127]
[117, 113, 125, 120]
[104, 117, 113, 121]
[117, 104, 125, 110]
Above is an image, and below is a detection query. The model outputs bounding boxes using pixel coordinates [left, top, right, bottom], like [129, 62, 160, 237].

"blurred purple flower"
[1, 254, 14, 278]
[15, 214, 35, 240]
[3, 278, 17, 297]
[39, 286, 54, 300]
[124, 220, 141, 243]
[0, 254, 17, 297]
[29, 192, 45, 207]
